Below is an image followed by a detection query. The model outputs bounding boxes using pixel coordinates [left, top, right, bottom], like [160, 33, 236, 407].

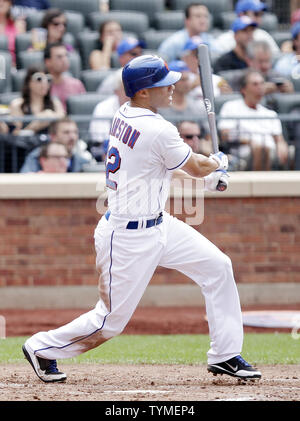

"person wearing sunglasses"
[9, 65, 65, 135]
[30, 8, 74, 52]
[177, 120, 212, 156]
[216, 0, 280, 60]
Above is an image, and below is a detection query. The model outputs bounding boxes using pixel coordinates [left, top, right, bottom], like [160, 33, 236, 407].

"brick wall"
[1, 197, 299, 287]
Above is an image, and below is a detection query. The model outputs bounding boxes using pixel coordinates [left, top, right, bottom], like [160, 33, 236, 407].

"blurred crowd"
[1, 0, 300, 173]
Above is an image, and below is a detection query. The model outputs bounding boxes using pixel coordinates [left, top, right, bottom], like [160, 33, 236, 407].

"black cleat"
[22, 342, 67, 383]
[208, 355, 261, 380]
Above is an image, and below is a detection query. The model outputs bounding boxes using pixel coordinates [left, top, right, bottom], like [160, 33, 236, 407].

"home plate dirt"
[1, 305, 299, 401]
[1, 364, 299, 401]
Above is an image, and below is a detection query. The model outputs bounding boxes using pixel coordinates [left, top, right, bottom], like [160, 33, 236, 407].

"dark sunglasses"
[51, 21, 67, 27]
[183, 134, 201, 139]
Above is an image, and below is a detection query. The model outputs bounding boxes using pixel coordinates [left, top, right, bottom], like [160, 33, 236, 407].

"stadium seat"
[214, 93, 242, 114]
[220, 11, 278, 32]
[67, 92, 108, 134]
[270, 31, 292, 48]
[217, 69, 246, 92]
[0, 92, 20, 106]
[0, 35, 8, 51]
[0, 51, 12, 93]
[290, 77, 300, 92]
[77, 31, 99, 70]
[272, 93, 300, 114]
[169, 0, 231, 28]
[142, 30, 176, 50]
[11, 69, 27, 92]
[80, 69, 116, 92]
[49, 0, 99, 21]
[87, 11, 149, 37]
[153, 11, 185, 31]
[110, 0, 164, 26]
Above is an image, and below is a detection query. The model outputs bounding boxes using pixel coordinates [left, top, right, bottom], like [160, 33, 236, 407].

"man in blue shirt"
[158, 3, 220, 62]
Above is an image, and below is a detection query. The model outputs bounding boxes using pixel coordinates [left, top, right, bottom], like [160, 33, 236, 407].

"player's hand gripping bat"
[197, 44, 228, 192]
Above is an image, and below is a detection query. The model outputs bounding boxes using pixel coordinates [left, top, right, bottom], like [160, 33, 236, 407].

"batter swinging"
[22, 55, 261, 383]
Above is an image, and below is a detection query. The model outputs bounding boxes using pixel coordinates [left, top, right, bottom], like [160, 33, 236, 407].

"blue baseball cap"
[291, 22, 300, 39]
[235, 0, 267, 14]
[168, 60, 190, 72]
[231, 16, 257, 32]
[182, 35, 206, 52]
[117, 37, 145, 56]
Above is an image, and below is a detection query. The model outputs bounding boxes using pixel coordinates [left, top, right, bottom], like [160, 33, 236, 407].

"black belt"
[105, 211, 163, 229]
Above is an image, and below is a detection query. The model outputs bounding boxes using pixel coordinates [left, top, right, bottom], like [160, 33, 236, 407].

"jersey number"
[106, 146, 121, 190]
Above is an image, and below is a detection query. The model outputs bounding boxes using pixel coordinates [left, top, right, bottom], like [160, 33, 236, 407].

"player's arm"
[180, 151, 227, 178]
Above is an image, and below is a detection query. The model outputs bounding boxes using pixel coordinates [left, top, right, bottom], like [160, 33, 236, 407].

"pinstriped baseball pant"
[26, 211, 243, 365]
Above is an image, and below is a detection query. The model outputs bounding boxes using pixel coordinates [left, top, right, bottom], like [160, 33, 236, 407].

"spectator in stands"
[0, 0, 26, 65]
[89, 69, 128, 160]
[89, 20, 123, 71]
[273, 22, 300, 80]
[20, 117, 95, 173]
[38, 141, 69, 173]
[218, 70, 289, 170]
[157, 3, 221, 62]
[9, 65, 65, 135]
[216, 0, 280, 58]
[177, 120, 211, 156]
[158, 60, 209, 135]
[179, 36, 232, 101]
[214, 16, 257, 73]
[31, 8, 74, 52]
[97, 37, 144, 96]
[247, 40, 294, 94]
[44, 42, 86, 112]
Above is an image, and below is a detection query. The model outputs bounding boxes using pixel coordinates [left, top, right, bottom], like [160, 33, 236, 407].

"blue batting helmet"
[122, 55, 182, 97]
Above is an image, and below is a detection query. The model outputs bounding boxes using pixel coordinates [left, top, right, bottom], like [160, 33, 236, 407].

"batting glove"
[209, 151, 228, 171]
[204, 169, 229, 192]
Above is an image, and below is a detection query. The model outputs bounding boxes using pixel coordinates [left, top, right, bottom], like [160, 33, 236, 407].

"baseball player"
[22, 55, 261, 383]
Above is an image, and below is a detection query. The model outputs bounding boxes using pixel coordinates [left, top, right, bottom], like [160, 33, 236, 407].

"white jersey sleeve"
[152, 121, 192, 170]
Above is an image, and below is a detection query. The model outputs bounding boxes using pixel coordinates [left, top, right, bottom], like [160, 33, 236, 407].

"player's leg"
[24, 216, 163, 362]
[159, 213, 261, 379]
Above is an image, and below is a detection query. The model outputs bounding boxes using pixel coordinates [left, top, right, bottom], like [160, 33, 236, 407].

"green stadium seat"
[142, 30, 176, 50]
[11, 69, 27, 92]
[270, 31, 292, 48]
[49, 0, 99, 21]
[80, 69, 116, 92]
[87, 11, 149, 38]
[110, 0, 164, 26]
[0, 35, 8, 51]
[153, 11, 185, 31]
[0, 51, 12, 93]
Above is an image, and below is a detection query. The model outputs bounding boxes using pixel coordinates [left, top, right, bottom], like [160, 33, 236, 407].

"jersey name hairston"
[110, 117, 141, 149]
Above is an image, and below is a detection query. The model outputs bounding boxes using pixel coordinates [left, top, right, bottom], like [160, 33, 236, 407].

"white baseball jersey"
[106, 102, 192, 217]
